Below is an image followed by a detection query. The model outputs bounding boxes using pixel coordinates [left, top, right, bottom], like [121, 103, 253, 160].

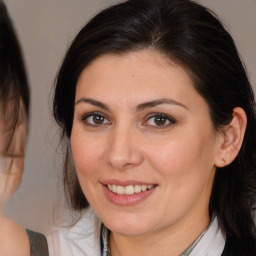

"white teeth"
[134, 185, 142, 193]
[141, 185, 147, 192]
[112, 185, 117, 193]
[125, 185, 134, 195]
[117, 186, 124, 195]
[147, 185, 153, 189]
[107, 184, 154, 195]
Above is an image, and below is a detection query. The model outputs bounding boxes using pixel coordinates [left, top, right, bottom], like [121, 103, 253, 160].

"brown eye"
[154, 116, 167, 126]
[82, 113, 111, 126]
[93, 115, 105, 124]
[143, 113, 176, 128]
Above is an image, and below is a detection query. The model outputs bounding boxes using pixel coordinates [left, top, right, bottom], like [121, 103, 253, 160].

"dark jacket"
[222, 235, 256, 256]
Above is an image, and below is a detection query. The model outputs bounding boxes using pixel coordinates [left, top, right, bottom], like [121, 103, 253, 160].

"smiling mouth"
[106, 184, 155, 195]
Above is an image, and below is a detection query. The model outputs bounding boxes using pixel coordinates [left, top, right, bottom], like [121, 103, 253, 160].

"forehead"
[75, 50, 198, 101]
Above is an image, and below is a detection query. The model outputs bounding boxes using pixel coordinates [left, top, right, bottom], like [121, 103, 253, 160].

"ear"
[215, 107, 247, 168]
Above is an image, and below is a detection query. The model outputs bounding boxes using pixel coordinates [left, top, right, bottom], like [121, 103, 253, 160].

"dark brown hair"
[53, 0, 256, 241]
[0, 0, 29, 157]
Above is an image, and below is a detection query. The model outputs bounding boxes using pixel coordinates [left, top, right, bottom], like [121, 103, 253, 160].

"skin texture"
[0, 98, 27, 204]
[71, 50, 246, 256]
[0, 216, 30, 256]
[0, 99, 30, 256]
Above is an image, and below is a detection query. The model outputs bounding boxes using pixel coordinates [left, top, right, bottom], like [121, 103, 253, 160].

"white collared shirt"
[47, 208, 101, 256]
[47, 208, 225, 256]
[189, 216, 225, 256]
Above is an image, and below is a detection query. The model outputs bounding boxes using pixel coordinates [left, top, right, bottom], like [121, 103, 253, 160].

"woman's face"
[71, 50, 223, 236]
[0, 98, 27, 204]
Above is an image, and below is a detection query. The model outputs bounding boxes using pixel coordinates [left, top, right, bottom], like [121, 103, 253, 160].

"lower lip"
[102, 185, 157, 206]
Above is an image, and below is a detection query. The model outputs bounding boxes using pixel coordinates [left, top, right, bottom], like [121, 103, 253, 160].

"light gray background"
[4, 0, 256, 235]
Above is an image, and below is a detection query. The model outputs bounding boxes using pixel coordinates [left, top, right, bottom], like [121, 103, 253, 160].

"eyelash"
[142, 113, 176, 128]
[81, 112, 111, 127]
[80, 112, 176, 128]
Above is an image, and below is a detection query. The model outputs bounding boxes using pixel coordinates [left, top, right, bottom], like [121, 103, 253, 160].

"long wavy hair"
[53, 0, 256, 241]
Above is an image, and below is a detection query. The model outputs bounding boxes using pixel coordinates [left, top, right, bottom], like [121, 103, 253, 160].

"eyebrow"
[75, 98, 109, 110]
[75, 97, 187, 111]
[136, 98, 187, 111]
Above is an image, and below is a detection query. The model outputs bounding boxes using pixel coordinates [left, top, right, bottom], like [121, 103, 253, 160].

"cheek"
[145, 134, 216, 218]
[71, 132, 104, 179]
[146, 130, 216, 183]
[70, 132, 108, 207]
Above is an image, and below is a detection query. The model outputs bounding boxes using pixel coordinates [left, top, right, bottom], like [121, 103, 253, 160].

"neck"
[110, 213, 210, 256]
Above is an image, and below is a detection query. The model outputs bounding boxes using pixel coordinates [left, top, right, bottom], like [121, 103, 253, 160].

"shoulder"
[47, 208, 102, 256]
[0, 216, 30, 256]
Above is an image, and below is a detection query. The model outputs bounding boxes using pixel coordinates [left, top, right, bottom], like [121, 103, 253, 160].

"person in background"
[0, 1, 48, 255]
[48, 0, 256, 255]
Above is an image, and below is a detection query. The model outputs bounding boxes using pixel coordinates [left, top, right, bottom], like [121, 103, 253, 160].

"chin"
[102, 212, 156, 237]
[109, 225, 151, 237]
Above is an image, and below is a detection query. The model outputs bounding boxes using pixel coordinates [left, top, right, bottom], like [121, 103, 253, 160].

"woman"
[48, 0, 256, 255]
[0, 1, 48, 255]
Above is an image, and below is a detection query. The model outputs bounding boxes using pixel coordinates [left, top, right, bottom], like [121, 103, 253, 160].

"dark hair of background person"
[0, 0, 29, 157]
[53, 0, 256, 242]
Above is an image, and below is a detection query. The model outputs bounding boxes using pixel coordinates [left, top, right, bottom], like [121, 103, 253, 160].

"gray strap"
[26, 229, 49, 256]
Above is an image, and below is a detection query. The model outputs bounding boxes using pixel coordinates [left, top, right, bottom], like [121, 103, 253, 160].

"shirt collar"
[101, 216, 225, 256]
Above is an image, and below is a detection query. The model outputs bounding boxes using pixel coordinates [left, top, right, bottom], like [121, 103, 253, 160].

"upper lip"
[101, 179, 156, 186]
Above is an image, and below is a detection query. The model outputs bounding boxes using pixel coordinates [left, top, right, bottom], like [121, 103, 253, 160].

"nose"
[105, 125, 143, 170]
